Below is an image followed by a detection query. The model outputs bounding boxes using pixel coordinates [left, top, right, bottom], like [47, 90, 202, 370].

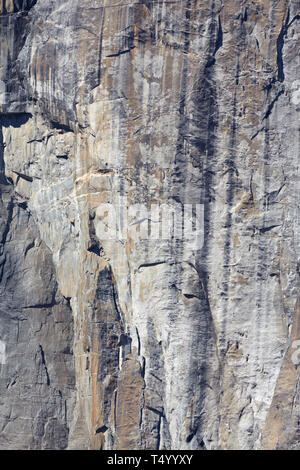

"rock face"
[0, 0, 299, 450]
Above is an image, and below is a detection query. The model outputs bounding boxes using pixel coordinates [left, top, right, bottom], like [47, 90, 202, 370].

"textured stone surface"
[0, 0, 299, 450]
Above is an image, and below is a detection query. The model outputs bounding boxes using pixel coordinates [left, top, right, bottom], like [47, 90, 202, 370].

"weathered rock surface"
[0, 0, 299, 450]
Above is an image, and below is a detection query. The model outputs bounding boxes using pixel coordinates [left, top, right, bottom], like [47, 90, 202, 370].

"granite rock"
[0, 0, 299, 450]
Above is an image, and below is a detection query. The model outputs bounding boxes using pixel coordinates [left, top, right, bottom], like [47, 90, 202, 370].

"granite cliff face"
[0, 0, 299, 450]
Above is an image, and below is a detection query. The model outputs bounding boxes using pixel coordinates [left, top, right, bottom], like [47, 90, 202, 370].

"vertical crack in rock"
[92, 266, 123, 439]
[277, 7, 290, 82]
[220, 57, 240, 356]
[39, 344, 50, 387]
[213, 15, 223, 56]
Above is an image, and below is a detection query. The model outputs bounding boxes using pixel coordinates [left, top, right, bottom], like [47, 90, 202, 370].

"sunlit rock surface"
[0, 0, 299, 449]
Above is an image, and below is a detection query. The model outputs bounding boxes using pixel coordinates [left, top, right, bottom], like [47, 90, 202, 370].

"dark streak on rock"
[214, 15, 223, 55]
[259, 225, 281, 233]
[277, 8, 289, 82]
[96, 425, 108, 434]
[39, 344, 50, 386]
[106, 46, 136, 58]
[262, 90, 284, 121]
[138, 261, 166, 270]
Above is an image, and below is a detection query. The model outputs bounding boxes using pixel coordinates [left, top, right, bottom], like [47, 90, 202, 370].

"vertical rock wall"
[0, 0, 299, 450]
